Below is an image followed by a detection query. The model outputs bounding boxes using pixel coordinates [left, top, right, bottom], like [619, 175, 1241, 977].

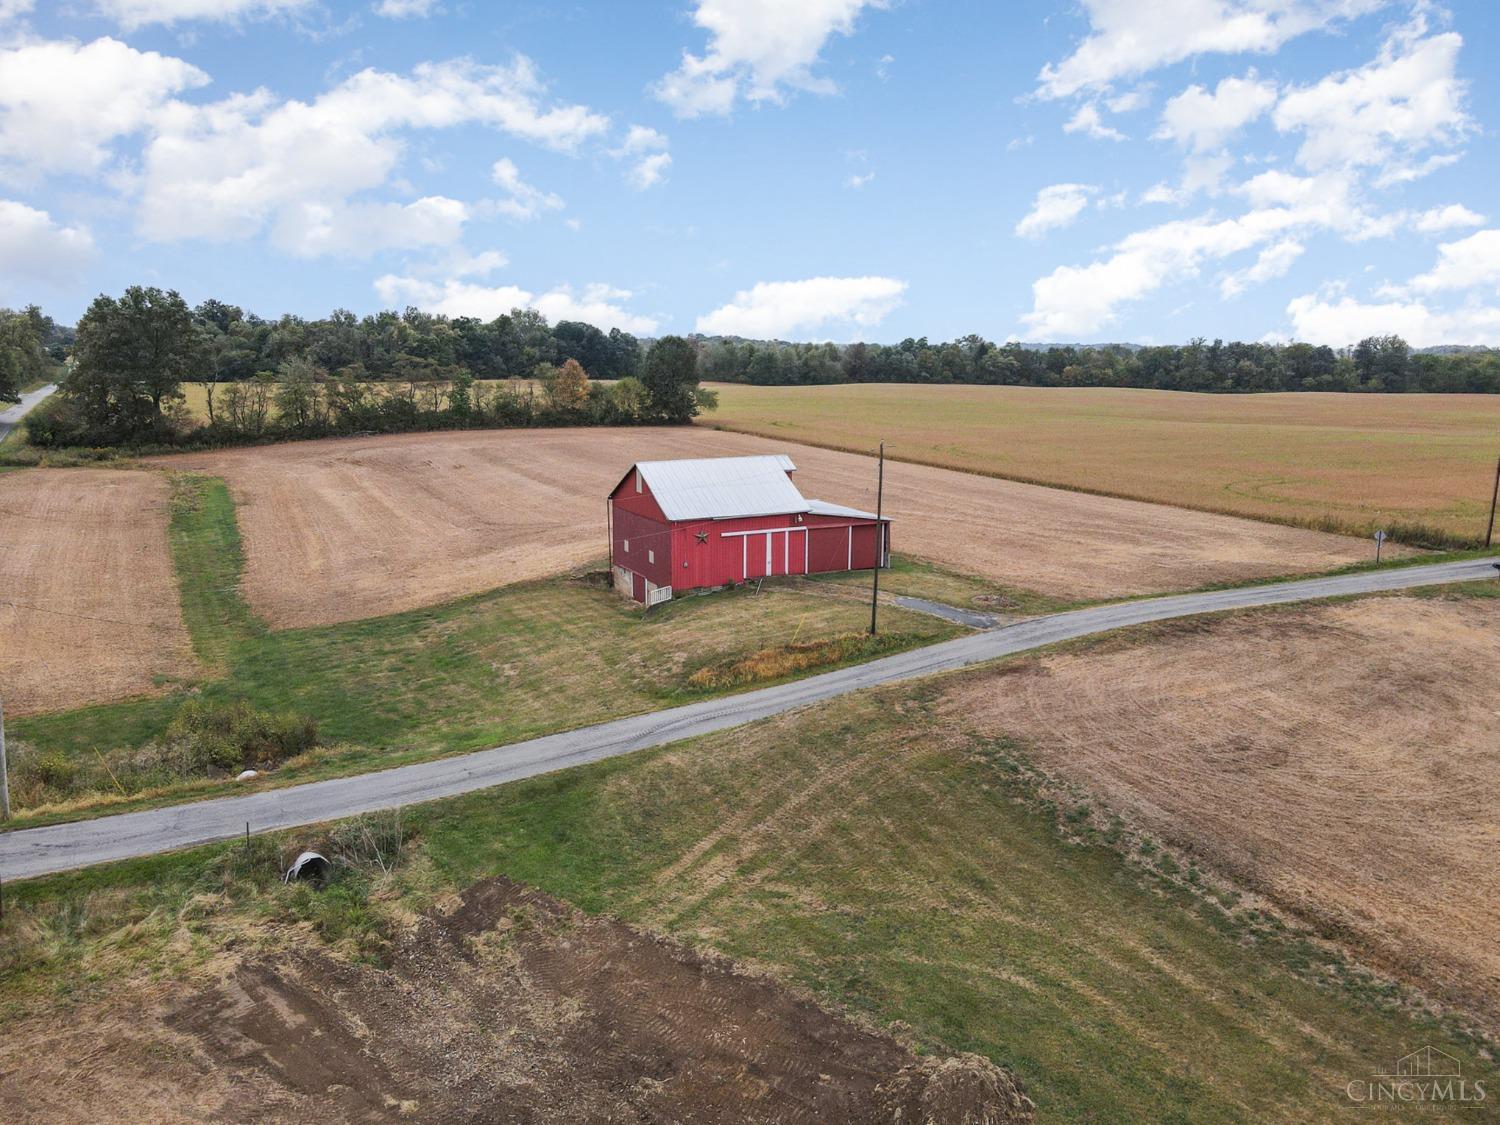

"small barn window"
[623, 539, 630, 552]
[635, 471, 642, 493]
[648, 549, 655, 563]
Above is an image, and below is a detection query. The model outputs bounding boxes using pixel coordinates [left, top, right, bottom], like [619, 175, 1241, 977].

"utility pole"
[0, 695, 10, 821]
[1487, 454, 1500, 550]
[869, 442, 885, 637]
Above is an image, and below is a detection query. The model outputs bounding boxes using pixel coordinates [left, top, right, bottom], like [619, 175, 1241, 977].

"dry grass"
[942, 594, 1500, 1025]
[707, 383, 1500, 545]
[685, 632, 915, 690]
[0, 468, 197, 715]
[155, 427, 1373, 628]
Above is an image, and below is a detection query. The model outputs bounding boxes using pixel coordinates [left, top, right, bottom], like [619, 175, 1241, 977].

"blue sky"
[1, 0, 1497, 346]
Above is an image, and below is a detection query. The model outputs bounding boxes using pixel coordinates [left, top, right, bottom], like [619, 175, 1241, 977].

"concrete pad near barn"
[157, 428, 1384, 629]
[0, 468, 197, 715]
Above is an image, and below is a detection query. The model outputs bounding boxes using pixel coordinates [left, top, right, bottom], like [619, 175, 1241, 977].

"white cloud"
[1285, 292, 1500, 346]
[0, 0, 34, 23]
[374, 274, 658, 333]
[1409, 229, 1500, 293]
[137, 56, 607, 247]
[1220, 237, 1303, 296]
[0, 199, 96, 291]
[1105, 85, 1152, 113]
[627, 152, 672, 190]
[1142, 182, 1184, 205]
[93, 0, 310, 29]
[612, 125, 672, 190]
[533, 283, 659, 333]
[655, 0, 885, 117]
[489, 158, 564, 220]
[696, 276, 906, 338]
[275, 196, 468, 257]
[374, 0, 437, 16]
[1063, 103, 1125, 141]
[1412, 203, 1484, 234]
[1016, 183, 1095, 239]
[1021, 184, 1382, 337]
[1155, 71, 1277, 150]
[0, 37, 208, 183]
[1273, 20, 1471, 178]
[1037, 0, 1387, 99]
[1375, 151, 1461, 187]
[845, 170, 875, 189]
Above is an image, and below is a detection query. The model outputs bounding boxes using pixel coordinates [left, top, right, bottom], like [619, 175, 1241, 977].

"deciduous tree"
[68, 286, 205, 439]
[641, 335, 701, 422]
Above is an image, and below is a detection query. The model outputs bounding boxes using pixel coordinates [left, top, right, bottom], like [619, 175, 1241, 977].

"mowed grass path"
[706, 382, 1500, 545]
[8, 674, 1487, 1121]
[8, 474, 960, 823]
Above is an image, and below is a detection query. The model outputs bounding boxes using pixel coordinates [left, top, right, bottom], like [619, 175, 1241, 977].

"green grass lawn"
[5, 673, 1485, 1122]
[6, 473, 961, 825]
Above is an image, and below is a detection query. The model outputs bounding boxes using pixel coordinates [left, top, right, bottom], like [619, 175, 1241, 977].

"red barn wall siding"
[609, 471, 668, 522]
[849, 524, 882, 570]
[611, 505, 673, 587]
[670, 514, 813, 590]
[807, 526, 851, 573]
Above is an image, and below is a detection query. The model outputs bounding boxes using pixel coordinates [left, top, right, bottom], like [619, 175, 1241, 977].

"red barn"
[608, 454, 890, 605]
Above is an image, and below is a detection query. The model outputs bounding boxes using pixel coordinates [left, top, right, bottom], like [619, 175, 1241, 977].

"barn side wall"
[668, 513, 890, 591]
[611, 505, 673, 589]
[670, 514, 811, 590]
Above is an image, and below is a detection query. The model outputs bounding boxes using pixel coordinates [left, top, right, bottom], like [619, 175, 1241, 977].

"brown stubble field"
[944, 593, 1500, 1026]
[158, 428, 1378, 628]
[0, 469, 197, 715]
[707, 383, 1500, 545]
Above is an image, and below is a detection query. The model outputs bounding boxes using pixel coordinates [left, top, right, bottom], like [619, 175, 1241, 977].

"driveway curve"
[2, 556, 1493, 880]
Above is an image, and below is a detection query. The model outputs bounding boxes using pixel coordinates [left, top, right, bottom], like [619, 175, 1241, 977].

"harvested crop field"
[159, 428, 1373, 627]
[944, 593, 1500, 1026]
[710, 382, 1500, 544]
[0, 468, 195, 716]
[0, 876, 1034, 1124]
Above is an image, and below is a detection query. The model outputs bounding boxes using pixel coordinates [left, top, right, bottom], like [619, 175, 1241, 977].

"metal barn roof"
[806, 498, 881, 520]
[634, 454, 809, 520]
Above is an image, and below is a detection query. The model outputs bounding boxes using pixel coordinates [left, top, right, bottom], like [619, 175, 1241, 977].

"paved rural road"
[3, 556, 1494, 880]
[0, 382, 56, 443]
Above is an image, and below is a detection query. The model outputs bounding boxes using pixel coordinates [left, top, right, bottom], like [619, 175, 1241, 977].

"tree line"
[26, 287, 713, 449]
[696, 334, 1500, 394]
[18, 284, 1500, 449]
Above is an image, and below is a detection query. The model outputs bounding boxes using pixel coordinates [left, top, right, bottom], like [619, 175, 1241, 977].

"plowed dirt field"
[945, 593, 1500, 1025]
[160, 428, 1377, 628]
[0, 468, 196, 715]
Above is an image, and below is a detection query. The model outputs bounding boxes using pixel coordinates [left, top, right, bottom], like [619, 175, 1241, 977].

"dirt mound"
[165, 876, 1035, 1123]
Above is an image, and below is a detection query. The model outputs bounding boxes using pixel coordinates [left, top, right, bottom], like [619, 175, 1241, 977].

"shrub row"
[8, 699, 318, 810]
